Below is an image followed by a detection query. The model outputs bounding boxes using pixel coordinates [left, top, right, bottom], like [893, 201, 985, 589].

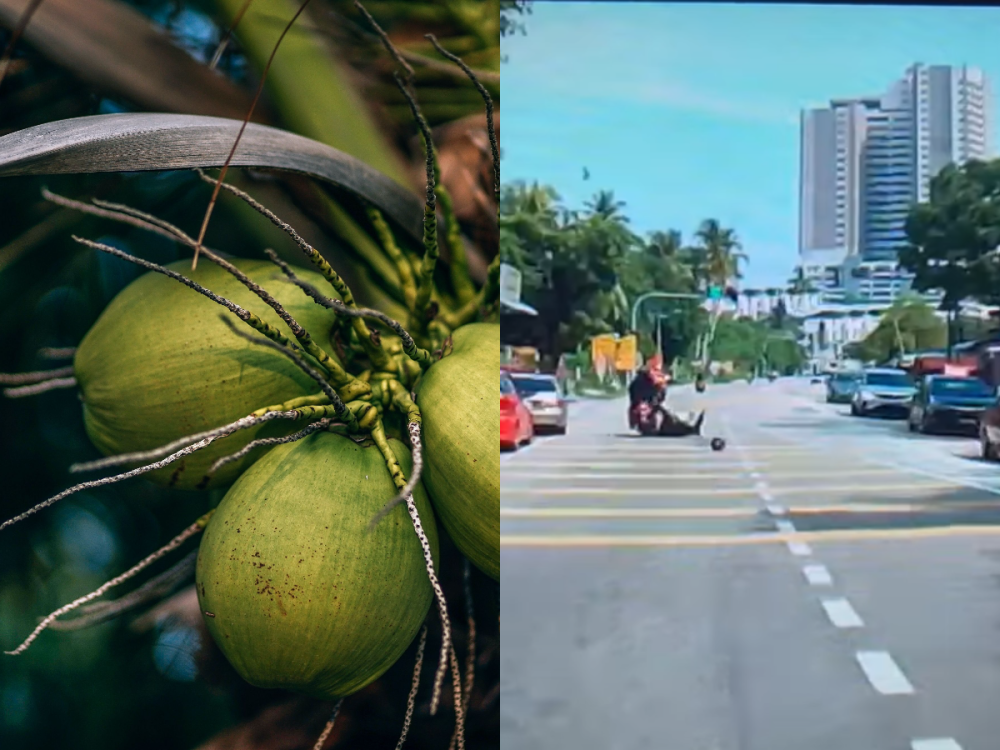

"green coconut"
[416, 322, 499, 580]
[74, 258, 341, 490]
[195, 432, 438, 699]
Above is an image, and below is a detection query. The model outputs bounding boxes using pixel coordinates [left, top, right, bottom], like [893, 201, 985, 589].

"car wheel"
[907, 416, 916, 432]
[982, 429, 997, 461]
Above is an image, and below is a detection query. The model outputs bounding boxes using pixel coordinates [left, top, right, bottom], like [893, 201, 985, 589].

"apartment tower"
[798, 64, 993, 302]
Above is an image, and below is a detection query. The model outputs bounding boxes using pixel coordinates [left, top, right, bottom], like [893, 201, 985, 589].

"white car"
[850, 368, 917, 418]
[509, 373, 568, 435]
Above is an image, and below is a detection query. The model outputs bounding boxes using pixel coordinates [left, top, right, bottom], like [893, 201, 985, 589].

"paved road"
[501, 378, 1000, 750]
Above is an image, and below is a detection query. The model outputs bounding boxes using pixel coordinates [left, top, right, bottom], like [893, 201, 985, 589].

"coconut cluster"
[0, 10, 499, 746]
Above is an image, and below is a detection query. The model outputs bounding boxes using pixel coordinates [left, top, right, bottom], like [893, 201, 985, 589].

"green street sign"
[707, 286, 723, 300]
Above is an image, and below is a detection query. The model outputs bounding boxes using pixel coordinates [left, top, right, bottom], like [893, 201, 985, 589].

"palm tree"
[646, 229, 683, 259]
[584, 189, 629, 224]
[501, 181, 561, 226]
[642, 229, 696, 291]
[693, 219, 748, 288]
[787, 266, 817, 295]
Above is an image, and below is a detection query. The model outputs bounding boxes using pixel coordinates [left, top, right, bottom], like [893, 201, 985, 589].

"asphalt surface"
[501, 378, 1000, 750]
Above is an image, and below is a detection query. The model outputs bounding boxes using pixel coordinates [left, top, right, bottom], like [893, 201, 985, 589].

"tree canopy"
[500, 180, 805, 371]
[900, 158, 1000, 309]
[844, 297, 947, 363]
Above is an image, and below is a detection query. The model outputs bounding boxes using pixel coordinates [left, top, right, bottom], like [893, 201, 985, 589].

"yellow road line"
[500, 501, 1000, 519]
[501, 506, 757, 518]
[500, 524, 1000, 548]
[765, 480, 960, 494]
[502, 487, 757, 497]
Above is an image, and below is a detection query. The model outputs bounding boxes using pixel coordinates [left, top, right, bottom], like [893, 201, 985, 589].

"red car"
[501, 370, 534, 450]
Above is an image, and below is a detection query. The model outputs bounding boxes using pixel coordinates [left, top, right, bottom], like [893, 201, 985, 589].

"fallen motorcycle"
[627, 397, 724, 449]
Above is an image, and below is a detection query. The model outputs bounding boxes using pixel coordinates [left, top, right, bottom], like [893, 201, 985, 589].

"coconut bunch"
[0, 7, 498, 748]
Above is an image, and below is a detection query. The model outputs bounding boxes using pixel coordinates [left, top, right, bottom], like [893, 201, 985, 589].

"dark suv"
[908, 375, 996, 435]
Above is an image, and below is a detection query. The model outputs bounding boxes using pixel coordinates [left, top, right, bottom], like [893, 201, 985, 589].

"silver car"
[851, 367, 917, 418]
[509, 373, 568, 434]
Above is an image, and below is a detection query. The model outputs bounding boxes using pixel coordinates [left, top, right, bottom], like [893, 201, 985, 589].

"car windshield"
[513, 377, 560, 396]
[931, 377, 994, 397]
[832, 372, 859, 383]
[501, 376, 516, 395]
[865, 371, 912, 388]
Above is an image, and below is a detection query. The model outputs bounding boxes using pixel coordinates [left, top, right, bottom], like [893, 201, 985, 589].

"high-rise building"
[799, 99, 877, 257]
[798, 64, 994, 304]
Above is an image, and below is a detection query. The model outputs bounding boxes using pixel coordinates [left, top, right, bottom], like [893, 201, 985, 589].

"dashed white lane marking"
[911, 740, 963, 750]
[855, 651, 915, 695]
[821, 598, 864, 628]
[766, 503, 786, 516]
[803, 564, 833, 585]
[775, 519, 796, 534]
[788, 540, 813, 556]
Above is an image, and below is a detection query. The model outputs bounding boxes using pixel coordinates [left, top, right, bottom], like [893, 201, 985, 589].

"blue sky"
[501, 2, 1000, 288]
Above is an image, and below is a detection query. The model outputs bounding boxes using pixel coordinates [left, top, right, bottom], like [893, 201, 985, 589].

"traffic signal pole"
[629, 291, 704, 380]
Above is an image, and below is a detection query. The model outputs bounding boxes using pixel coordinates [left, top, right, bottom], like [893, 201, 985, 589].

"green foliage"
[500, 181, 747, 362]
[900, 158, 1000, 308]
[691, 218, 748, 287]
[710, 316, 805, 375]
[850, 297, 947, 363]
[786, 266, 816, 294]
[500, 0, 531, 39]
[499, 182, 638, 354]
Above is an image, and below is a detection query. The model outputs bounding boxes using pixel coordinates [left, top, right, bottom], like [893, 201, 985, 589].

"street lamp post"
[628, 291, 703, 379]
[629, 291, 703, 333]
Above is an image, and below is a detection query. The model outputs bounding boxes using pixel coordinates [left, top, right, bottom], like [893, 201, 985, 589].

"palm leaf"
[0, 0, 260, 119]
[0, 112, 435, 319]
[0, 113, 425, 243]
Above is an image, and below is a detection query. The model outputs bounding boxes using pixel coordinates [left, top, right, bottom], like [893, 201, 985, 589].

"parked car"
[510, 372, 568, 435]
[908, 374, 997, 435]
[501, 371, 534, 451]
[826, 371, 861, 404]
[850, 367, 916, 418]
